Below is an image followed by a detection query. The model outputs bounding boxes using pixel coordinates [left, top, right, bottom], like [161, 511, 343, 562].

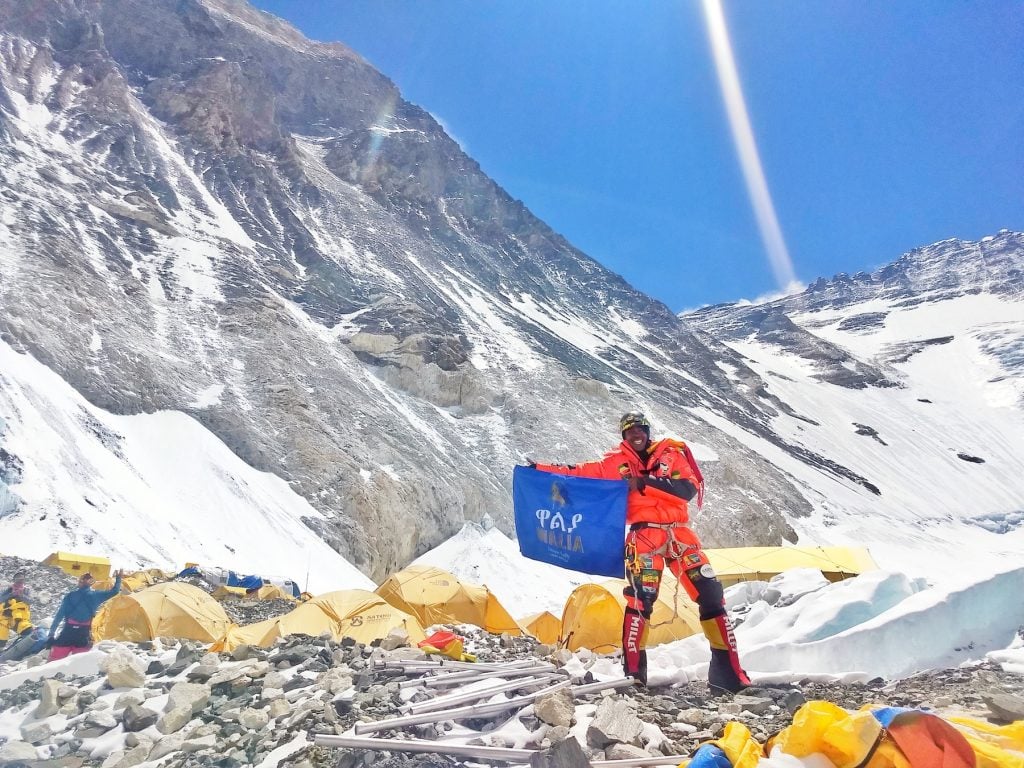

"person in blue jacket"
[47, 570, 123, 661]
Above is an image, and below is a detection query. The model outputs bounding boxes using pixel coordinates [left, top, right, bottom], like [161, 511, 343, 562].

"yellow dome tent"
[704, 546, 877, 587]
[250, 584, 298, 601]
[211, 585, 249, 600]
[560, 575, 701, 652]
[93, 568, 176, 594]
[211, 584, 297, 601]
[376, 565, 525, 636]
[519, 611, 561, 645]
[93, 582, 232, 643]
[209, 589, 426, 652]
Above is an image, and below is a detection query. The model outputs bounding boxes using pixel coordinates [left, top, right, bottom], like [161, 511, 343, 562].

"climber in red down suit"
[534, 411, 750, 692]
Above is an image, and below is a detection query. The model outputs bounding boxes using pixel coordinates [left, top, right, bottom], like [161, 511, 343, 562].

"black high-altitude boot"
[708, 648, 750, 694]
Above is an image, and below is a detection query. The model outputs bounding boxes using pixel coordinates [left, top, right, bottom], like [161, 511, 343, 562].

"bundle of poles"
[313, 657, 690, 766]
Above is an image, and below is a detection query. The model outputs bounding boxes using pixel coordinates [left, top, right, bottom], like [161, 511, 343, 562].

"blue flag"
[513, 466, 627, 577]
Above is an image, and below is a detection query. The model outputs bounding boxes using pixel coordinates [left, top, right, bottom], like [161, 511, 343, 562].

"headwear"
[12, 570, 27, 582]
[619, 411, 651, 438]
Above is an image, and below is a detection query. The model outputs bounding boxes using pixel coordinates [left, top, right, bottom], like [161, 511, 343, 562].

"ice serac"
[2, 0, 1021, 582]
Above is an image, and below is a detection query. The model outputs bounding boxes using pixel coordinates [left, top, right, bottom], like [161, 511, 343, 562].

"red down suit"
[536, 438, 749, 691]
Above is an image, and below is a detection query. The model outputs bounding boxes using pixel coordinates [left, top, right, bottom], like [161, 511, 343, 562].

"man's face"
[78, 574, 95, 588]
[623, 425, 650, 452]
[12, 579, 25, 595]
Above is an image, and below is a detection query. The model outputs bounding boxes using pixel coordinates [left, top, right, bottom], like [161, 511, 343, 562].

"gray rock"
[165, 681, 211, 714]
[605, 743, 651, 760]
[124, 733, 153, 749]
[20, 720, 53, 744]
[84, 710, 119, 732]
[782, 689, 807, 714]
[676, 707, 706, 726]
[586, 697, 644, 748]
[156, 706, 192, 735]
[246, 661, 271, 679]
[0, 740, 38, 761]
[984, 692, 1024, 722]
[114, 692, 144, 710]
[379, 627, 410, 651]
[186, 664, 219, 682]
[102, 655, 147, 689]
[316, 667, 352, 695]
[543, 725, 571, 746]
[207, 666, 252, 687]
[148, 733, 185, 761]
[534, 688, 575, 728]
[122, 703, 159, 732]
[285, 699, 321, 728]
[181, 734, 219, 753]
[34, 680, 64, 719]
[268, 698, 291, 719]
[101, 743, 151, 768]
[262, 671, 287, 690]
[238, 707, 270, 730]
[732, 694, 775, 715]
[529, 736, 591, 768]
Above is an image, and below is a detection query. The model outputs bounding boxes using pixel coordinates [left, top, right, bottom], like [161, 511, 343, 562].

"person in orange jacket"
[533, 411, 750, 692]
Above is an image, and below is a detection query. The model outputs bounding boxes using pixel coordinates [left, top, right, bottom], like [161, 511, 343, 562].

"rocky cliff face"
[1, 0, 1018, 580]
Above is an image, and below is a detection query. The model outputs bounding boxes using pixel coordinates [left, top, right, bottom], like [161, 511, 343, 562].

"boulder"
[100, 743, 151, 768]
[732, 694, 775, 716]
[605, 743, 651, 760]
[586, 698, 643, 748]
[122, 702, 159, 732]
[149, 733, 186, 761]
[101, 650, 147, 689]
[165, 681, 211, 714]
[181, 734, 219, 753]
[528, 736, 590, 768]
[0, 741, 38, 761]
[268, 698, 291, 719]
[238, 707, 270, 730]
[534, 688, 575, 728]
[33, 680, 63, 719]
[156, 706, 192, 735]
[19, 720, 52, 745]
[379, 627, 409, 651]
[984, 692, 1024, 723]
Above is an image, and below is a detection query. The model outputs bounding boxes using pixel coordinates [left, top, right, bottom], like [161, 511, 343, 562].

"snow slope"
[0, 339, 373, 594]
[412, 523, 1024, 683]
[688, 290, 1024, 585]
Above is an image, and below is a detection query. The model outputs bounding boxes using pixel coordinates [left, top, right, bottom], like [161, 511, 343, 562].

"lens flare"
[365, 93, 398, 171]
[702, 0, 798, 290]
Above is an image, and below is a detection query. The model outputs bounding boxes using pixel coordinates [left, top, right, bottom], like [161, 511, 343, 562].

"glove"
[627, 476, 647, 494]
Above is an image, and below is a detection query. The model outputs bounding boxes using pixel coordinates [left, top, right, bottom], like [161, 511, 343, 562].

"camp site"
[1, 0, 1022, 766]
[3, 534, 1023, 766]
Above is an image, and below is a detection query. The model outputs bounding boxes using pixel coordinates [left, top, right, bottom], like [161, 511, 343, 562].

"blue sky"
[250, 0, 1023, 312]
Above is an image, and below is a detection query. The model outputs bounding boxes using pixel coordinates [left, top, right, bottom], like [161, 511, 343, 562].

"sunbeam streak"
[702, 0, 798, 290]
